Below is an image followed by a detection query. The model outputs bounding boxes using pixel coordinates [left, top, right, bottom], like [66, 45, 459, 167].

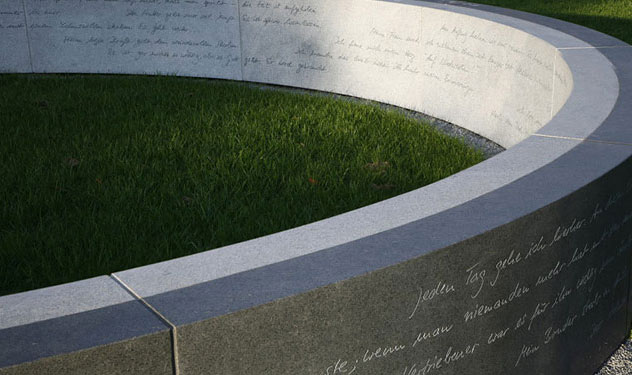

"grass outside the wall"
[462, 0, 632, 45]
[0, 74, 485, 296]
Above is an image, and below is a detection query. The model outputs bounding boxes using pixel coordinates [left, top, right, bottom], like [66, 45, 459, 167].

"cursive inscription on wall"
[239, 0, 423, 101]
[318, 178, 632, 374]
[0, 7, 25, 29]
[23, 0, 241, 76]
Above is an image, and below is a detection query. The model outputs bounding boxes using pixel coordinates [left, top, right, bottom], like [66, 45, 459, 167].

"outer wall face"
[0, 332, 173, 375]
[239, 0, 570, 148]
[173, 144, 632, 375]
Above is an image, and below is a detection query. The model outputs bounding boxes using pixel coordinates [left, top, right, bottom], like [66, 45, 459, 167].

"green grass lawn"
[0, 74, 485, 296]
[464, 0, 632, 44]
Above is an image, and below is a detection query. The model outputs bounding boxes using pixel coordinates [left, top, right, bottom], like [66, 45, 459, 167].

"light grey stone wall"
[240, 0, 424, 113]
[0, 0, 31, 72]
[0, 0, 577, 147]
[551, 49, 573, 117]
[22, 0, 242, 79]
[238, 0, 573, 147]
[418, 7, 566, 146]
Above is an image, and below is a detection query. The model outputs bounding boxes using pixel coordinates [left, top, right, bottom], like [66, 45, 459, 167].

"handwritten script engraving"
[23, 0, 241, 77]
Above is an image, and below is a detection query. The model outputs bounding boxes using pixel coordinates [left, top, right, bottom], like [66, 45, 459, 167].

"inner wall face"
[23, 0, 242, 79]
[241, 1, 573, 147]
[0, 0, 30, 72]
[13, 0, 573, 148]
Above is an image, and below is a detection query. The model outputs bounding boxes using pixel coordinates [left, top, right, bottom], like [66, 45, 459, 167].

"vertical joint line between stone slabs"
[20, 0, 34, 72]
[236, 0, 246, 81]
[626, 239, 632, 334]
[110, 274, 180, 375]
[550, 49, 557, 120]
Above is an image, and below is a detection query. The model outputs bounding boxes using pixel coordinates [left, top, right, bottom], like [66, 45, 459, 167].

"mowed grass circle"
[0, 74, 485, 296]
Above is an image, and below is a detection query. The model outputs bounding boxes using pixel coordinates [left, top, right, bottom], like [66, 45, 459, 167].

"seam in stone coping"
[533, 133, 632, 147]
[19, 0, 33, 73]
[627, 239, 632, 339]
[110, 274, 180, 375]
[557, 46, 632, 50]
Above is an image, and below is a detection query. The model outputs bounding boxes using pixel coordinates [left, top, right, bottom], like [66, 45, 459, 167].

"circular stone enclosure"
[0, 0, 631, 374]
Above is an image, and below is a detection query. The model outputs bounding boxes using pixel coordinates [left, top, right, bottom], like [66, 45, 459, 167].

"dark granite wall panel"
[0, 332, 173, 375]
[0, 301, 173, 374]
[171, 149, 632, 374]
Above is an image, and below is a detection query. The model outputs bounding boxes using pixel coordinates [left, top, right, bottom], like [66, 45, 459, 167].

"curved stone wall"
[0, 0, 575, 148]
[1, 0, 631, 374]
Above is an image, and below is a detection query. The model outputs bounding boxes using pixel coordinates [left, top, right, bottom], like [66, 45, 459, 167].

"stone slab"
[535, 47, 619, 142]
[1, 276, 136, 329]
[0, 0, 31, 72]
[417, 6, 560, 147]
[23, 0, 241, 79]
[582, 46, 632, 145]
[239, 0, 424, 112]
[0, 276, 173, 373]
[0, 328, 172, 375]
[162, 140, 632, 374]
[551, 48, 573, 117]
[0, 302, 172, 373]
[239, 0, 575, 148]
